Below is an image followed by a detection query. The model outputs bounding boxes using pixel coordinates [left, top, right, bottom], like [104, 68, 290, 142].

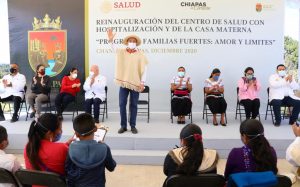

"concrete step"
[112, 150, 168, 165]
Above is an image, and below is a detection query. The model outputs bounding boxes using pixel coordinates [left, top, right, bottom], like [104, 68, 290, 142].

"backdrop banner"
[7, 0, 85, 109]
[88, 0, 284, 112]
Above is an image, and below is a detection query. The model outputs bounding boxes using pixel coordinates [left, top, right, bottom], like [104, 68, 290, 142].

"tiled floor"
[15, 155, 300, 187]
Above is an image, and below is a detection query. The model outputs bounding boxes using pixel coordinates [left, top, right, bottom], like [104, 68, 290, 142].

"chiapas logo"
[28, 14, 67, 77]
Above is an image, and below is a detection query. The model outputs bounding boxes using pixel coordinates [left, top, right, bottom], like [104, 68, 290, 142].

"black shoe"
[30, 112, 35, 118]
[118, 127, 127, 134]
[213, 122, 218, 126]
[10, 115, 18, 123]
[94, 119, 100, 123]
[220, 120, 227, 126]
[0, 116, 5, 121]
[274, 122, 281, 127]
[131, 127, 138, 134]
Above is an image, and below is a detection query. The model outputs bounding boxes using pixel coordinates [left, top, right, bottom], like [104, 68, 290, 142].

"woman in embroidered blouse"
[238, 67, 261, 119]
[171, 66, 192, 124]
[204, 68, 227, 126]
[224, 119, 278, 180]
[163, 123, 218, 179]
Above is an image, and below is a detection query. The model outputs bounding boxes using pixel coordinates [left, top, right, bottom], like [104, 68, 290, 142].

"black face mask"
[10, 68, 16, 74]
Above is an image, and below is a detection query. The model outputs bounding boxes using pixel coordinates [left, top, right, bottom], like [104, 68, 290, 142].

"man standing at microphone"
[269, 64, 300, 126]
[107, 28, 149, 134]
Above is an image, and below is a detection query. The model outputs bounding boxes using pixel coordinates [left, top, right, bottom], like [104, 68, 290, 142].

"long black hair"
[240, 119, 278, 173]
[177, 123, 204, 175]
[26, 113, 62, 170]
[209, 68, 221, 78]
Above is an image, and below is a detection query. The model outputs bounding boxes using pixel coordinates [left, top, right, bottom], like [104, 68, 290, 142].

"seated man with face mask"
[0, 63, 26, 122]
[83, 65, 107, 123]
[269, 64, 300, 126]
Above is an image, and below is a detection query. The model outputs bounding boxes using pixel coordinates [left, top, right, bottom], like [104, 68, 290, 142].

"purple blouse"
[224, 146, 277, 180]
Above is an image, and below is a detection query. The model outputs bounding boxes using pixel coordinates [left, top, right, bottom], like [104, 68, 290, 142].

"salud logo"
[256, 3, 262, 12]
[28, 14, 67, 77]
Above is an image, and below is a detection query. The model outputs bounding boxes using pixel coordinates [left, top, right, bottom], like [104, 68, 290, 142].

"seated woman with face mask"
[171, 66, 192, 124]
[27, 64, 51, 119]
[238, 67, 261, 120]
[55, 67, 81, 118]
[204, 68, 227, 126]
[24, 113, 73, 176]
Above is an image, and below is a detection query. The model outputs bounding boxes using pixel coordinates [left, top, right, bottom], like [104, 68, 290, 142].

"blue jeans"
[84, 98, 102, 120]
[271, 96, 300, 124]
[119, 87, 139, 128]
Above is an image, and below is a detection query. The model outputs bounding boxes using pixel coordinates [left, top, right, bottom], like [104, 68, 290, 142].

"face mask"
[71, 73, 77, 79]
[213, 76, 219, 81]
[10, 68, 16, 74]
[246, 74, 253, 80]
[178, 72, 185, 77]
[128, 42, 136, 49]
[278, 70, 286, 77]
[53, 133, 62, 142]
[89, 71, 94, 77]
[39, 69, 45, 76]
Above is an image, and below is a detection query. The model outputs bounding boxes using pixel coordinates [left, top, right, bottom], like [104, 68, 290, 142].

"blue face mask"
[213, 76, 219, 81]
[278, 70, 286, 77]
[178, 72, 185, 77]
[53, 133, 62, 142]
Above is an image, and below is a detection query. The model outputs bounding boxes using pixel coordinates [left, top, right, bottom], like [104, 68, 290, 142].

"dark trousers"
[55, 92, 75, 115]
[206, 97, 227, 114]
[240, 98, 260, 119]
[271, 96, 300, 124]
[0, 95, 22, 117]
[84, 98, 102, 120]
[119, 87, 139, 128]
[171, 97, 192, 116]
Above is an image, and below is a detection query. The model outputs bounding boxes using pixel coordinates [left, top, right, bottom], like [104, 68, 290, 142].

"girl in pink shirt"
[238, 67, 261, 119]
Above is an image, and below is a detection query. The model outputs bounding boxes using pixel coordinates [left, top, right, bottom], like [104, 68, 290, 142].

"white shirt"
[83, 75, 107, 101]
[170, 76, 192, 90]
[268, 73, 299, 101]
[0, 73, 26, 99]
[0, 149, 21, 187]
[204, 78, 224, 88]
[286, 137, 300, 167]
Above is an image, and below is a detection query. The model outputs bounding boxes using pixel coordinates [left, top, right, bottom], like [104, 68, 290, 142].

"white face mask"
[278, 70, 286, 77]
[89, 71, 94, 77]
[128, 42, 136, 49]
[72, 73, 77, 79]
[178, 72, 185, 77]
